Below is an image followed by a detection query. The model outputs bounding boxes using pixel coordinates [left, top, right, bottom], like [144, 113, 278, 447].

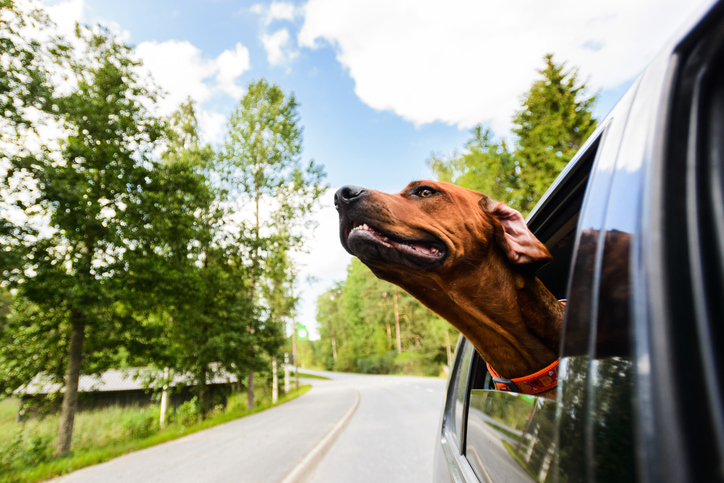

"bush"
[0, 430, 52, 474]
[174, 397, 200, 427]
[225, 393, 247, 413]
[121, 407, 159, 439]
[355, 352, 396, 374]
[394, 351, 441, 376]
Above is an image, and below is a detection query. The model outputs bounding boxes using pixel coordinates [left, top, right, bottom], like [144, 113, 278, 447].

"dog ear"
[480, 196, 553, 265]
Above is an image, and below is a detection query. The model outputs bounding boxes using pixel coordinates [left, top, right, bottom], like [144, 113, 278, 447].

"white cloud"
[262, 28, 298, 66]
[135, 40, 251, 115]
[299, 0, 710, 133]
[251, 2, 300, 26]
[215, 43, 251, 98]
[135, 40, 216, 114]
[252, 3, 301, 67]
[42, 0, 85, 38]
[198, 110, 227, 145]
[134, 40, 250, 141]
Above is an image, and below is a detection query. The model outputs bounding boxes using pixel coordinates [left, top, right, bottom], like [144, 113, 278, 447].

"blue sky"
[42, 0, 709, 337]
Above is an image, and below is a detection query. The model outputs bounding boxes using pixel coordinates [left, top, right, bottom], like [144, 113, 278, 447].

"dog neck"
[393, 257, 563, 380]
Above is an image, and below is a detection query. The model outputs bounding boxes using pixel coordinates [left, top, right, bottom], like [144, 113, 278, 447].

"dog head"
[335, 180, 552, 285]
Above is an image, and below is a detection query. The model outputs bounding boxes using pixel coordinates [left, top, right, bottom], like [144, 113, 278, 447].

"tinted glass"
[553, 356, 589, 482]
[467, 390, 556, 483]
[448, 339, 474, 451]
[589, 357, 636, 482]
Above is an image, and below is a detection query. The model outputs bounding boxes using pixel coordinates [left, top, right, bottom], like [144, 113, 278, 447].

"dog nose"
[335, 185, 367, 210]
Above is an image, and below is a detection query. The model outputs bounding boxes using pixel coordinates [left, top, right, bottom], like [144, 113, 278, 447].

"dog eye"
[417, 187, 436, 198]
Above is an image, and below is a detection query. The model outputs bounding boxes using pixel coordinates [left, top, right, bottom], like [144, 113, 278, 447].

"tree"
[315, 258, 458, 375]
[428, 126, 521, 210]
[0, 25, 164, 455]
[219, 78, 326, 409]
[513, 54, 597, 212]
[0, 0, 64, 129]
[121, 98, 254, 414]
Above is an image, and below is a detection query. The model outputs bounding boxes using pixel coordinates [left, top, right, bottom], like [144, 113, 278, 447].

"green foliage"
[0, 386, 312, 483]
[0, 0, 66, 129]
[0, 430, 52, 474]
[428, 54, 598, 215]
[174, 397, 200, 427]
[218, 78, 327, 392]
[0, 3, 323, 457]
[428, 126, 521, 209]
[316, 259, 457, 376]
[121, 407, 159, 439]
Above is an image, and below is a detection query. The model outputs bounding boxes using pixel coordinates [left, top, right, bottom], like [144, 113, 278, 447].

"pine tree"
[513, 54, 597, 212]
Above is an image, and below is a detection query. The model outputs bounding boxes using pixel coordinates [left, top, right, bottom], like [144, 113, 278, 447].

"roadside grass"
[0, 385, 311, 483]
[291, 371, 331, 380]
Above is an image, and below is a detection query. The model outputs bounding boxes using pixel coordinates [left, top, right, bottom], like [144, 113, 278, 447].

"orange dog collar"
[486, 299, 565, 394]
[486, 358, 560, 395]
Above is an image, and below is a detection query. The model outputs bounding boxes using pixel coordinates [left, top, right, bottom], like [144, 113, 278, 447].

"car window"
[447, 338, 475, 452]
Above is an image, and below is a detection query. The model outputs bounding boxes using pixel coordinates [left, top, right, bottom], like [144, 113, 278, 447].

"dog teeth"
[351, 223, 370, 232]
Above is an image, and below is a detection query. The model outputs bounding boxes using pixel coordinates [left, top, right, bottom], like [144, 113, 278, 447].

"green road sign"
[296, 324, 308, 341]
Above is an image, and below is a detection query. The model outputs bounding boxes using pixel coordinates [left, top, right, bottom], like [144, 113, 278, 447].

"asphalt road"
[54, 371, 447, 483]
[304, 371, 447, 483]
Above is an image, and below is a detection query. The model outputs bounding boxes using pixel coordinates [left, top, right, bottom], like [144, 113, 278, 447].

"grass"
[0, 385, 311, 483]
[291, 371, 331, 380]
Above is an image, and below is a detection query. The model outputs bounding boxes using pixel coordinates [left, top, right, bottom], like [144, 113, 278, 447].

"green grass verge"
[292, 371, 331, 380]
[1, 385, 311, 483]
[501, 439, 540, 482]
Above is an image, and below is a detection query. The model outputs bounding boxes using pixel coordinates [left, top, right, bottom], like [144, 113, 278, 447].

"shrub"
[356, 352, 396, 374]
[0, 430, 52, 474]
[121, 407, 160, 439]
[225, 393, 247, 413]
[174, 397, 200, 427]
[394, 351, 441, 376]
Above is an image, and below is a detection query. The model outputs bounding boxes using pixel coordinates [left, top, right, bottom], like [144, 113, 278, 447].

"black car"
[433, 1, 724, 482]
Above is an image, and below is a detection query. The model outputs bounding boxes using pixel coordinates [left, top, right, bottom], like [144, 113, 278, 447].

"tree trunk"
[393, 290, 402, 354]
[445, 331, 453, 367]
[55, 317, 85, 456]
[332, 338, 337, 360]
[246, 360, 255, 410]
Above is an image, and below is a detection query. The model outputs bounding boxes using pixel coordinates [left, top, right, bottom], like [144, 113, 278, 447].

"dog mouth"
[341, 219, 446, 267]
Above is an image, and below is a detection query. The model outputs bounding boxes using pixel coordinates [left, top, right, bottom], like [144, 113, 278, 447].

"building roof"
[17, 365, 238, 395]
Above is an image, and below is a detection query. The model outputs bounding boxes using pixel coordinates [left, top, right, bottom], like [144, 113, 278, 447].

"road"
[304, 371, 446, 483]
[55, 371, 447, 483]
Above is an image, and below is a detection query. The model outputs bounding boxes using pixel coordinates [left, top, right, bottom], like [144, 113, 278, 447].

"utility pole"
[293, 323, 299, 391]
[284, 352, 290, 394]
[159, 367, 170, 428]
[272, 358, 278, 404]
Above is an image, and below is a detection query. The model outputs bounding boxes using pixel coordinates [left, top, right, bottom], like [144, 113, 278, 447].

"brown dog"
[335, 181, 564, 394]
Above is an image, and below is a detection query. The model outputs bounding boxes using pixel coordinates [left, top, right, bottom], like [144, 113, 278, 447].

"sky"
[40, 0, 710, 338]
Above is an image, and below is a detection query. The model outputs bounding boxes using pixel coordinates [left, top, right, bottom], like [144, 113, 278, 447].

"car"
[433, 1, 724, 482]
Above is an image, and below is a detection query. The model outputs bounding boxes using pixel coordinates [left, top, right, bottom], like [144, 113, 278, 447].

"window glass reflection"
[590, 357, 636, 482]
[449, 340, 474, 451]
[466, 390, 556, 482]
